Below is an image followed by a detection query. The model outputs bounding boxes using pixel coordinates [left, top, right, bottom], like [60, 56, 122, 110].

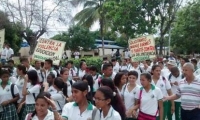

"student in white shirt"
[15, 64, 27, 120]
[34, 61, 44, 83]
[25, 92, 55, 120]
[20, 70, 41, 120]
[20, 57, 36, 72]
[151, 65, 174, 120]
[43, 59, 57, 82]
[82, 74, 95, 103]
[60, 68, 74, 102]
[112, 58, 120, 73]
[74, 61, 87, 80]
[93, 86, 123, 120]
[89, 65, 101, 82]
[122, 71, 140, 120]
[61, 81, 95, 120]
[0, 70, 20, 120]
[44, 77, 67, 113]
[0, 44, 8, 65]
[6, 44, 14, 60]
[114, 72, 127, 95]
[100, 78, 126, 119]
[46, 73, 56, 92]
[120, 59, 129, 71]
[130, 73, 163, 120]
[65, 61, 76, 81]
[167, 67, 182, 120]
[7, 59, 17, 78]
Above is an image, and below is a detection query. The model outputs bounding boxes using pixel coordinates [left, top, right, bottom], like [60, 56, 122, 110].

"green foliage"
[103, 0, 159, 39]
[0, 11, 22, 54]
[66, 57, 103, 72]
[52, 25, 95, 51]
[171, 1, 200, 54]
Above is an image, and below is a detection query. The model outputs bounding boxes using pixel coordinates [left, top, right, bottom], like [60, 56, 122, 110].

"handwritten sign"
[33, 38, 66, 65]
[0, 29, 5, 53]
[128, 35, 156, 62]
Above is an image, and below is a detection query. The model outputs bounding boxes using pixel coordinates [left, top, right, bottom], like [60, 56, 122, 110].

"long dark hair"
[114, 72, 125, 87]
[82, 74, 94, 103]
[31, 92, 51, 119]
[54, 77, 68, 97]
[97, 86, 126, 120]
[27, 70, 39, 85]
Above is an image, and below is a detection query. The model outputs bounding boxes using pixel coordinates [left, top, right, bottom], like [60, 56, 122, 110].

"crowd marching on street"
[0, 47, 200, 120]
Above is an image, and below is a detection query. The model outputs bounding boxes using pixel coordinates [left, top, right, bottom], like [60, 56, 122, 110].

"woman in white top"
[60, 68, 74, 102]
[61, 81, 95, 120]
[0, 70, 20, 120]
[20, 70, 41, 120]
[44, 77, 67, 113]
[122, 71, 140, 120]
[74, 61, 87, 80]
[114, 72, 127, 95]
[151, 65, 174, 120]
[25, 92, 54, 120]
[15, 64, 27, 120]
[131, 73, 163, 120]
[93, 86, 122, 120]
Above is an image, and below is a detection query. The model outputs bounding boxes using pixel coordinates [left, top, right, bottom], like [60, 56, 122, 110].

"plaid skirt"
[21, 104, 35, 120]
[0, 104, 19, 120]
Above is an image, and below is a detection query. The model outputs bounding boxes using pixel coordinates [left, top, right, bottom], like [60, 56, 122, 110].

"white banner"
[33, 38, 66, 65]
[0, 29, 5, 53]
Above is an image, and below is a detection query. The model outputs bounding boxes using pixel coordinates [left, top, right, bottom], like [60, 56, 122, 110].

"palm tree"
[74, 0, 107, 55]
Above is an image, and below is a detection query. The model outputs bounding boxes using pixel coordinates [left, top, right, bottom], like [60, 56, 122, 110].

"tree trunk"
[27, 36, 37, 55]
[100, 19, 105, 56]
[159, 35, 164, 56]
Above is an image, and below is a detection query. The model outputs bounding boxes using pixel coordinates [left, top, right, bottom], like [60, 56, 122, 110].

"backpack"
[10, 84, 18, 108]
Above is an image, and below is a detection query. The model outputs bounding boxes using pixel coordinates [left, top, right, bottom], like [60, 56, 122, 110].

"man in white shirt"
[34, 60, 45, 83]
[0, 44, 8, 65]
[6, 43, 14, 60]
[111, 58, 120, 73]
[20, 57, 36, 71]
[43, 59, 57, 82]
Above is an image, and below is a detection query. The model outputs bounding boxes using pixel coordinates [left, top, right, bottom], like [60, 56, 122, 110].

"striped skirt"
[0, 104, 19, 120]
[21, 104, 35, 120]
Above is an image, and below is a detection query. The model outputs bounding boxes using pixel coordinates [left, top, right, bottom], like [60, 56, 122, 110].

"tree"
[0, 11, 22, 53]
[103, 0, 160, 43]
[0, 0, 74, 54]
[73, 0, 108, 55]
[156, 0, 183, 55]
[171, 1, 200, 54]
[52, 25, 95, 51]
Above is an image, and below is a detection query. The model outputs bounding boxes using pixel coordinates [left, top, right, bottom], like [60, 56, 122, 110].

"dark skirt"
[21, 104, 35, 120]
[0, 104, 19, 120]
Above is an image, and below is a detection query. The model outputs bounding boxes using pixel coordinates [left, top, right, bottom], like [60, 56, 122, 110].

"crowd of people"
[0, 52, 200, 120]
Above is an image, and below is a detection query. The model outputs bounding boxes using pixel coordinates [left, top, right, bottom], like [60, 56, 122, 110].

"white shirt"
[120, 65, 128, 71]
[74, 52, 80, 59]
[168, 74, 182, 102]
[113, 64, 120, 73]
[151, 76, 171, 96]
[124, 51, 130, 58]
[0, 82, 19, 104]
[135, 85, 163, 116]
[122, 84, 140, 111]
[25, 110, 54, 120]
[1, 48, 8, 59]
[35, 69, 44, 83]
[194, 68, 200, 76]
[27, 65, 36, 72]
[62, 102, 95, 120]
[161, 68, 170, 79]
[50, 91, 66, 111]
[43, 69, 57, 82]
[77, 69, 86, 80]
[26, 84, 41, 104]
[12, 67, 17, 78]
[6, 48, 14, 59]
[68, 68, 76, 80]
[93, 106, 121, 120]
[15, 77, 25, 103]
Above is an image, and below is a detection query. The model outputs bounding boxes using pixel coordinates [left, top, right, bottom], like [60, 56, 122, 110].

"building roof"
[95, 39, 116, 43]
[95, 44, 124, 49]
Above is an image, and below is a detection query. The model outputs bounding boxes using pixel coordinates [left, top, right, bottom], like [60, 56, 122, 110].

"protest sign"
[0, 29, 5, 53]
[33, 38, 66, 65]
[128, 35, 156, 62]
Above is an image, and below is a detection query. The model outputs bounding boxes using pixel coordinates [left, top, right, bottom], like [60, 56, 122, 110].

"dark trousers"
[181, 108, 200, 120]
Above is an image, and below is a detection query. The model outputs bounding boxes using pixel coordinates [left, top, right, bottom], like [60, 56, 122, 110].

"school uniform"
[120, 65, 128, 71]
[151, 76, 171, 120]
[93, 106, 121, 120]
[22, 83, 41, 120]
[0, 81, 19, 120]
[50, 91, 66, 113]
[77, 69, 86, 80]
[167, 74, 182, 120]
[135, 85, 163, 119]
[113, 63, 120, 73]
[14, 77, 25, 103]
[122, 84, 140, 111]
[62, 102, 95, 120]
[43, 69, 57, 82]
[27, 65, 36, 72]
[68, 68, 76, 80]
[35, 69, 44, 83]
[25, 110, 54, 120]
[66, 80, 75, 97]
